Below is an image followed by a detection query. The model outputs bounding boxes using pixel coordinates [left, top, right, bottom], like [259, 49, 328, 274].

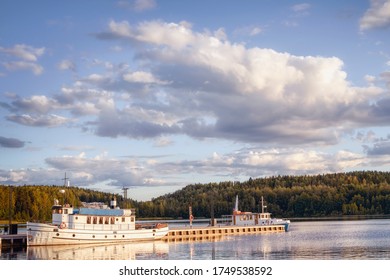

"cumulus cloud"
[6, 114, 69, 127]
[94, 20, 388, 144]
[148, 147, 368, 181]
[3, 20, 388, 145]
[45, 152, 160, 187]
[3, 61, 44, 75]
[0, 145, 381, 193]
[0, 44, 45, 61]
[360, 0, 390, 31]
[0, 136, 25, 148]
[123, 71, 171, 85]
[0, 44, 45, 75]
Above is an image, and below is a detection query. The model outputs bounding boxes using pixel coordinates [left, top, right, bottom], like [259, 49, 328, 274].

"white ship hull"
[27, 222, 169, 246]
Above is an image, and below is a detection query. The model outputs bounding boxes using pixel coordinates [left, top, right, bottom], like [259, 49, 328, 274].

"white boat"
[222, 196, 290, 231]
[27, 197, 169, 246]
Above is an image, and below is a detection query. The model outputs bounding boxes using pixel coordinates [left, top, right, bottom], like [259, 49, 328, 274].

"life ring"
[59, 222, 66, 229]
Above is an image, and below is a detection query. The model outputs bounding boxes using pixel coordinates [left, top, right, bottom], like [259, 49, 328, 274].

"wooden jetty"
[0, 234, 27, 249]
[0, 225, 285, 249]
[162, 224, 286, 242]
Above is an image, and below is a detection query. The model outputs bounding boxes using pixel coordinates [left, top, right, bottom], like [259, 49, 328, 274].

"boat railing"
[220, 215, 233, 225]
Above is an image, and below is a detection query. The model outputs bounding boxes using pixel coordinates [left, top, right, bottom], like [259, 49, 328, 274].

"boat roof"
[75, 207, 133, 216]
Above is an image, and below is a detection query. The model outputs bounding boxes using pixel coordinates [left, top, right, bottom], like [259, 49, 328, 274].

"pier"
[0, 223, 287, 249]
[0, 234, 27, 249]
[162, 224, 286, 242]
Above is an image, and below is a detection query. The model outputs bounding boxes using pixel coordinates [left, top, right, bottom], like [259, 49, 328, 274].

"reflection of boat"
[222, 196, 290, 231]
[27, 241, 169, 260]
[27, 197, 169, 246]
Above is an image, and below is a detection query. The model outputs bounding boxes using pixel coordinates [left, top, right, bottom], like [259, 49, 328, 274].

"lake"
[2, 219, 390, 260]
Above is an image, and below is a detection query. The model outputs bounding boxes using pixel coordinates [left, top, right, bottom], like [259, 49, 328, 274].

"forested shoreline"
[1, 171, 390, 222]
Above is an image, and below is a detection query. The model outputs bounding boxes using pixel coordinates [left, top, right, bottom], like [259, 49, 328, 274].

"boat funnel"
[110, 196, 117, 209]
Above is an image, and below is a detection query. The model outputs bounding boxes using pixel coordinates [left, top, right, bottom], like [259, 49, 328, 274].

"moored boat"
[27, 197, 169, 246]
[221, 196, 290, 231]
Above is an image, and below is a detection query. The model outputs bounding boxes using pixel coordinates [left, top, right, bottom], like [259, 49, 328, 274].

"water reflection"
[27, 241, 169, 260]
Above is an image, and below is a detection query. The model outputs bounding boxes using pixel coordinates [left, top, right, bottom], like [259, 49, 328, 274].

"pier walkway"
[162, 224, 286, 242]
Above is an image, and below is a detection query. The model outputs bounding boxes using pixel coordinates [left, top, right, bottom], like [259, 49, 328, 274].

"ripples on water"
[2, 219, 390, 260]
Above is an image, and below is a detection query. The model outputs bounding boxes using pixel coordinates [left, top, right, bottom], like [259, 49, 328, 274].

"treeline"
[142, 171, 390, 218]
[0, 185, 134, 222]
[1, 171, 390, 222]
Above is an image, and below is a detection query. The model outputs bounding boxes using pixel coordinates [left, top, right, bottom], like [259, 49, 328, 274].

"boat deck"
[1, 224, 287, 248]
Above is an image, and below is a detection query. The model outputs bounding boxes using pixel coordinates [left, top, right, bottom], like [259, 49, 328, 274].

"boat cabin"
[51, 199, 136, 231]
[231, 211, 272, 226]
[223, 195, 274, 226]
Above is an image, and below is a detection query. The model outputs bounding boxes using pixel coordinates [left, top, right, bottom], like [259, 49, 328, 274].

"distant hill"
[1, 171, 390, 222]
[142, 171, 390, 218]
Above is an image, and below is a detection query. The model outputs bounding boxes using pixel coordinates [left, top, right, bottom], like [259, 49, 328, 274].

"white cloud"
[45, 153, 156, 187]
[123, 71, 171, 85]
[0, 44, 45, 61]
[0, 44, 45, 75]
[6, 114, 69, 127]
[4, 20, 387, 145]
[78, 20, 386, 143]
[58, 59, 76, 71]
[360, 0, 390, 31]
[3, 61, 44, 75]
[107, 20, 195, 49]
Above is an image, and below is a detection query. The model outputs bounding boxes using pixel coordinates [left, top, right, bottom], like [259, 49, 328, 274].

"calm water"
[2, 219, 390, 260]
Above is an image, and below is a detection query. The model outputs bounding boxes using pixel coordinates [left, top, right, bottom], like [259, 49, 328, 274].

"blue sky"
[1, 0, 390, 201]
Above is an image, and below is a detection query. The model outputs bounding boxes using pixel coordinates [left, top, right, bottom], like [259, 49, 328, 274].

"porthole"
[72, 234, 76, 237]
[105, 235, 107, 238]
[56, 233, 60, 236]
[122, 235, 125, 238]
[92, 235, 95, 238]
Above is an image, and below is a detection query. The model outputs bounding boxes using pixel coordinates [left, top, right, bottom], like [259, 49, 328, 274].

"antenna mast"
[122, 187, 129, 208]
[62, 172, 69, 187]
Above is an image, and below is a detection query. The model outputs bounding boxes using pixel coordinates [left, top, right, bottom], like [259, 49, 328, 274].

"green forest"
[1, 171, 390, 222]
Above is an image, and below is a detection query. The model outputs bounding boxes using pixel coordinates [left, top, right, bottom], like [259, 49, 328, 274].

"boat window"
[93, 217, 97, 224]
[110, 217, 115, 224]
[99, 217, 103, 224]
[122, 217, 126, 223]
[87, 216, 91, 224]
[64, 209, 68, 214]
[131, 217, 134, 223]
[104, 217, 109, 224]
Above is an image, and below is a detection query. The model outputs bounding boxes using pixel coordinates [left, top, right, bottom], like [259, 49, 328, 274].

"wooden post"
[189, 206, 193, 229]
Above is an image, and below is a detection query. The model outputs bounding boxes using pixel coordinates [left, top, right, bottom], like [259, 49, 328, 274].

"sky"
[1, 0, 390, 201]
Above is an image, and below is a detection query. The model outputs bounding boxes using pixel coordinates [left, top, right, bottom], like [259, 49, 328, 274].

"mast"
[234, 195, 239, 212]
[62, 172, 69, 187]
[122, 187, 129, 208]
[261, 196, 267, 213]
